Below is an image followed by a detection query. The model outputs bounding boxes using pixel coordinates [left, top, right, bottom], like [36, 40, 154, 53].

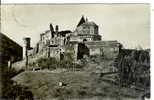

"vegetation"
[2, 48, 150, 99]
[115, 49, 150, 88]
[13, 71, 144, 100]
[1, 66, 33, 100]
[30, 57, 85, 71]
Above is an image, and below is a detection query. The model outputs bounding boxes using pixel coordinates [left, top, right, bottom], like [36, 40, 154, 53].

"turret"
[23, 37, 31, 67]
[23, 37, 31, 50]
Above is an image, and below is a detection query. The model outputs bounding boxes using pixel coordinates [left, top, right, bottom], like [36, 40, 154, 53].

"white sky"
[1, 4, 150, 49]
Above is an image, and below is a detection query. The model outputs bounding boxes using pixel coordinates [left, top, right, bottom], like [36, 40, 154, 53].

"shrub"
[36, 57, 58, 70]
[1, 66, 33, 100]
[115, 49, 150, 88]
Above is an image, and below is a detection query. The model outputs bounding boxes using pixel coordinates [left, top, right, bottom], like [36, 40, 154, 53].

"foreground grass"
[12, 71, 145, 100]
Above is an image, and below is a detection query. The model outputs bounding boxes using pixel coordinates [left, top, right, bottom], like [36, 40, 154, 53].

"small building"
[0, 33, 23, 69]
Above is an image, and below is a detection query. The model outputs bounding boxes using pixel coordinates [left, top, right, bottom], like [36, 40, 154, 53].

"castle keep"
[12, 16, 122, 70]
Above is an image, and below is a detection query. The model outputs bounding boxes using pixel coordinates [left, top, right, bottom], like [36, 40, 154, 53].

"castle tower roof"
[77, 16, 86, 27]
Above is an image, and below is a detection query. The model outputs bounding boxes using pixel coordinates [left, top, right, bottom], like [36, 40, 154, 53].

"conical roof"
[77, 16, 86, 27]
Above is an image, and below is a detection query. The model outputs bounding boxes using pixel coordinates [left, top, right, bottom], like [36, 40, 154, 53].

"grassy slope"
[12, 71, 144, 100]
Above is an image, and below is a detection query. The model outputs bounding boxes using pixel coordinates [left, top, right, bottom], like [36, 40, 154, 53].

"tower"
[23, 37, 31, 50]
[23, 37, 31, 68]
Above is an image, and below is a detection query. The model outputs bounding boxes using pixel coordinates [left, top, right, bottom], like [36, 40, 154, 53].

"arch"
[60, 53, 64, 60]
[83, 38, 87, 42]
[77, 43, 89, 59]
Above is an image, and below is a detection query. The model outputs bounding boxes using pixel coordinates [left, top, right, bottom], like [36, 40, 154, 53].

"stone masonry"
[12, 16, 122, 70]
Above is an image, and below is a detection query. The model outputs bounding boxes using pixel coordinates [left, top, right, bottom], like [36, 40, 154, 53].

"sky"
[1, 4, 150, 49]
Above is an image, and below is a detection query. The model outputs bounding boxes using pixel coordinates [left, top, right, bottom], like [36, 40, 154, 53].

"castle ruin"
[12, 16, 122, 70]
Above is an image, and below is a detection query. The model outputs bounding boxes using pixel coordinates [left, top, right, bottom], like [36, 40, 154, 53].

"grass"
[11, 50, 150, 100]
[12, 71, 144, 100]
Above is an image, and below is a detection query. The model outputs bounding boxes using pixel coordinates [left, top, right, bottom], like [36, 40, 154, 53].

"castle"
[12, 16, 122, 70]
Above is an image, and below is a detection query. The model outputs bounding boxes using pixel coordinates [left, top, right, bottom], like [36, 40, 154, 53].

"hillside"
[12, 50, 150, 100]
[12, 71, 145, 100]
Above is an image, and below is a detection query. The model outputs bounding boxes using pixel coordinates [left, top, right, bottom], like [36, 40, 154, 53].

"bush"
[115, 49, 150, 88]
[1, 66, 33, 100]
[35, 57, 85, 71]
[36, 57, 58, 70]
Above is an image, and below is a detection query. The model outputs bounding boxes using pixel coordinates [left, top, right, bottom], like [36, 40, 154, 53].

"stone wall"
[12, 47, 48, 70]
[63, 42, 78, 61]
[49, 47, 61, 60]
[70, 34, 101, 42]
[85, 41, 121, 59]
[89, 47, 102, 56]
[11, 59, 26, 70]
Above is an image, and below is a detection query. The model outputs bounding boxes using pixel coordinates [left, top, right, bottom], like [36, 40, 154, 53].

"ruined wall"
[69, 35, 81, 42]
[77, 43, 89, 59]
[78, 34, 94, 41]
[70, 34, 101, 42]
[63, 42, 78, 61]
[11, 59, 26, 70]
[85, 41, 121, 59]
[12, 46, 49, 70]
[53, 37, 65, 46]
[49, 47, 61, 60]
[88, 47, 102, 56]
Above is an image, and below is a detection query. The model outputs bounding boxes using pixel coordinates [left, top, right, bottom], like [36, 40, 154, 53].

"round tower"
[23, 37, 31, 67]
[23, 37, 31, 49]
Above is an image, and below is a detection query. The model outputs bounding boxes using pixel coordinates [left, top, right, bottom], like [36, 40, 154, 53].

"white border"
[1, 0, 154, 100]
[0, 0, 152, 4]
[151, 1, 154, 100]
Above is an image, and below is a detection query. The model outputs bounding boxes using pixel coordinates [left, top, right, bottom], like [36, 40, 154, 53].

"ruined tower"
[50, 23, 54, 38]
[23, 37, 31, 67]
[55, 25, 59, 37]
